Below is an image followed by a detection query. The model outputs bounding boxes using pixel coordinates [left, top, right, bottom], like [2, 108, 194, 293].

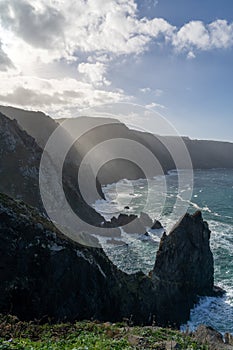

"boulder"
[193, 325, 233, 350]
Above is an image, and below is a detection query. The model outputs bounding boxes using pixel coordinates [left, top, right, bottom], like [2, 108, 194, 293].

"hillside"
[0, 112, 103, 226]
[1, 105, 233, 187]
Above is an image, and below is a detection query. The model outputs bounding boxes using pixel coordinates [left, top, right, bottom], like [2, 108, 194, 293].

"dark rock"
[0, 194, 221, 328]
[0, 112, 105, 228]
[104, 212, 162, 235]
[151, 220, 163, 230]
[224, 332, 233, 345]
[151, 211, 218, 326]
[2, 106, 233, 188]
[106, 238, 127, 246]
[193, 325, 233, 350]
[0, 193, 155, 324]
[124, 206, 130, 209]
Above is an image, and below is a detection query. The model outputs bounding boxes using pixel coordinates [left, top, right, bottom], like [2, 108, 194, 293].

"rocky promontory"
[152, 211, 222, 325]
[0, 193, 222, 327]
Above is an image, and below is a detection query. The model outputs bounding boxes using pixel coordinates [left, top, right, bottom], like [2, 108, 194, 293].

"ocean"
[94, 168, 233, 334]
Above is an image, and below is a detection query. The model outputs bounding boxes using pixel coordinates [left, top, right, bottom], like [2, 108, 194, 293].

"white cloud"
[0, 73, 128, 115]
[145, 102, 166, 109]
[209, 20, 233, 49]
[173, 21, 210, 51]
[0, 0, 233, 116]
[0, 42, 13, 70]
[140, 87, 151, 93]
[187, 51, 196, 60]
[154, 89, 163, 97]
[78, 62, 110, 87]
[0, 0, 65, 49]
[172, 19, 233, 53]
[140, 88, 163, 97]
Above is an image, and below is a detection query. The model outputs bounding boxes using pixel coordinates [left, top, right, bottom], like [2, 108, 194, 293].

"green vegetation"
[0, 315, 209, 350]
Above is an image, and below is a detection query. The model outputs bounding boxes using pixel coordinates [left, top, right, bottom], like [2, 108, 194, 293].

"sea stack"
[152, 211, 218, 326]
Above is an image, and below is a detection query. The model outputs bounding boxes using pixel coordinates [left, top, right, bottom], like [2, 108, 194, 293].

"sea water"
[94, 169, 233, 334]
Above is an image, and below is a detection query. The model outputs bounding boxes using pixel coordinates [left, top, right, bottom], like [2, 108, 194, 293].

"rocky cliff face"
[0, 112, 43, 209]
[57, 116, 233, 185]
[0, 193, 154, 324]
[152, 211, 218, 325]
[0, 105, 58, 149]
[2, 106, 233, 188]
[0, 193, 222, 326]
[0, 112, 104, 227]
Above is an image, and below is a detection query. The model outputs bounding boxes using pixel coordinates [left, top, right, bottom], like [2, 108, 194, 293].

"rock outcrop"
[193, 325, 233, 350]
[0, 112, 104, 227]
[0, 193, 155, 323]
[151, 211, 222, 325]
[103, 212, 163, 235]
[0, 192, 222, 326]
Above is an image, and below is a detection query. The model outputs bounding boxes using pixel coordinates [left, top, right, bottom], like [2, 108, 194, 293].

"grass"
[0, 315, 209, 350]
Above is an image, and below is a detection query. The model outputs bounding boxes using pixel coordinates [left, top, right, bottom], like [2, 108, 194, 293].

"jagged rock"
[151, 211, 223, 326]
[193, 325, 233, 350]
[0, 193, 155, 324]
[225, 332, 233, 345]
[0, 193, 223, 327]
[151, 220, 163, 230]
[104, 212, 162, 234]
[0, 112, 105, 228]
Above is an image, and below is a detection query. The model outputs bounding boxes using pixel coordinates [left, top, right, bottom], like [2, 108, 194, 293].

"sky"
[0, 0, 233, 141]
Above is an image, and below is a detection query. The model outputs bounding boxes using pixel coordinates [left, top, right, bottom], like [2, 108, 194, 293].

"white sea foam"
[94, 169, 233, 334]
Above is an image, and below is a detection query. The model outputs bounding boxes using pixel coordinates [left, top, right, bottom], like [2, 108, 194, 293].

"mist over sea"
[94, 169, 233, 334]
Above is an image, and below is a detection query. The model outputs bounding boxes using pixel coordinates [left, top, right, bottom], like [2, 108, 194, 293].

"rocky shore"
[0, 106, 230, 342]
[0, 192, 223, 327]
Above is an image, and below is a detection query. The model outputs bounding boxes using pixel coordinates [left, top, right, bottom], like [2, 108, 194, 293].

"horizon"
[0, 1, 233, 141]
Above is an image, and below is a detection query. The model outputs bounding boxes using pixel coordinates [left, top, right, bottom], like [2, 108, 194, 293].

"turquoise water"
[94, 169, 233, 334]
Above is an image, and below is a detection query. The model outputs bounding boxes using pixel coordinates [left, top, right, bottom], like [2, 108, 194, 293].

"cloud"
[140, 88, 163, 97]
[0, 42, 13, 71]
[0, 74, 128, 116]
[0, 0, 175, 60]
[187, 51, 196, 60]
[0, 87, 65, 106]
[173, 21, 210, 51]
[78, 62, 110, 87]
[209, 20, 233, 49]
[154, 89, 163, 97]
[0, 0, 65, 49]
[172, 19, 233, 53]
[145, 102, 166, 109]
[1, 0, 233, 116]
[140, 87, 151, 93]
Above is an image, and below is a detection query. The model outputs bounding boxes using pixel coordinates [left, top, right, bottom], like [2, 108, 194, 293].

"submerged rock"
[103, 211, 162, 235]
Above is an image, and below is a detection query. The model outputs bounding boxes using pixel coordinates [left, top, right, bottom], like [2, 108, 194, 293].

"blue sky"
[0, 0, 233, 141]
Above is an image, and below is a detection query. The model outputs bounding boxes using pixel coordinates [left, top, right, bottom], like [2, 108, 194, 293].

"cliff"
[0, 193, 222, 326]
[152, 211, 220, 325]
[1, 105, 233, 187]
[0, 112, 104, 226]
